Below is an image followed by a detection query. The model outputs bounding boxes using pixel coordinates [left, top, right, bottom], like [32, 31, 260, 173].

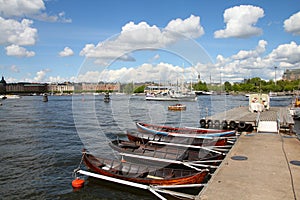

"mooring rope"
[73, 153, 85, 177]
[280, 133, 297, 200]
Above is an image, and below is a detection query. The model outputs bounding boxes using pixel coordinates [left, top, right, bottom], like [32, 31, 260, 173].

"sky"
[0, 0, 300, 84]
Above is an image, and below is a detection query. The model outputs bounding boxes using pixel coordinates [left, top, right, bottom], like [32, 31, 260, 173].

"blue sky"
[0, 0, 299, 84]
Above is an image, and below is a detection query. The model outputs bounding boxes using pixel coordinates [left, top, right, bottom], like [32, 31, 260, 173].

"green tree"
[134, 85, 145, 93]
[193, 81, 208, 91]
[224, 81, 232, 92]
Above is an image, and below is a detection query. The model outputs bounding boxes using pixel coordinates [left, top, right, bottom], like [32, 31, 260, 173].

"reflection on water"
[0, 94, 298, 199]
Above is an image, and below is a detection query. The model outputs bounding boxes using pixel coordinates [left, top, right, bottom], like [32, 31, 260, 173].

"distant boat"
[5, 95, 21, 99]
[145, 89, 197, 101]
[168, 104, 186, 111]
[195, 91, 213, 95]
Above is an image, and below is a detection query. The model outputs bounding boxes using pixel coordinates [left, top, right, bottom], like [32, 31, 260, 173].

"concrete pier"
[197, 133, 300, 200]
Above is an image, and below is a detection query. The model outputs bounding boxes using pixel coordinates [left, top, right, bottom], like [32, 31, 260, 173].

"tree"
[193, 81, 208, 91]
[224, 81, 232, 92]
[134, 85, 145, 93]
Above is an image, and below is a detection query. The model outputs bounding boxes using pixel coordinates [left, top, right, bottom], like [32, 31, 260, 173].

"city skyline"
[0, 0, 299, 84]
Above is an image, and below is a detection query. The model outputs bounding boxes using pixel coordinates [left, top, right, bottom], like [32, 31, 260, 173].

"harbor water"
[0, 94, 299, 199]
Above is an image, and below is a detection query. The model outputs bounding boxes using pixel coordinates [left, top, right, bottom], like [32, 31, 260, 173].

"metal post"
[274, 66, 277, 86]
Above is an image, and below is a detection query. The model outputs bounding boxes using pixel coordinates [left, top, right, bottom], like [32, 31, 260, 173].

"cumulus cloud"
[0, 17, 37, 46]
[0, 0, 71, 22]
[268, 41, 300, 65]
[214, 5, 264, 38]
[207, 40, 300, 82]
[34, 69, 50, 82]
[80, 15, 205, 64]
[5, 44, 35, 57]
[76, 62, 189, 83]
[59, 47, 74, 57]
[232, 40, 267, 60]
[284, 11, 300, 35]
[165, 15, 204, 38]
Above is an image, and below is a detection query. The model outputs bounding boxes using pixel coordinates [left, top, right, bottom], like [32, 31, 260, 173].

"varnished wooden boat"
[136, 122, 236, 137]
[110, 139, 224, 162]
[126, 129, 228, 147]
[168, 104, 186, 111]
[82, 151, 209, 185]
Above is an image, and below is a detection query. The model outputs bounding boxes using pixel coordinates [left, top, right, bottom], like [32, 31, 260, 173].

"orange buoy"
[72, 177, 85, 188]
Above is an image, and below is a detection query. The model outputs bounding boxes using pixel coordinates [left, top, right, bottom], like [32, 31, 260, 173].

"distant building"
[48, 82, 74, 94]
[6, 82, 47, 94]
[81, 83, 120, 92]
[282, 69, 300, 81]
[0, 76, 6, 94]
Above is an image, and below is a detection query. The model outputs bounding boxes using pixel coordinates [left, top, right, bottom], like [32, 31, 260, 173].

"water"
[0, 94, 298, 199]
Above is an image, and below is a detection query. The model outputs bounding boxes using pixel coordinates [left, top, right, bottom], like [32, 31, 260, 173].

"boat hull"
[136, 122, 236, 137]
[83, 152, 209, 185]
[126, 130, 228, 146]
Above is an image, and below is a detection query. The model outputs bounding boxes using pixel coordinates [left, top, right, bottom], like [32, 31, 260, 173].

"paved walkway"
[198, 133, 300, 200]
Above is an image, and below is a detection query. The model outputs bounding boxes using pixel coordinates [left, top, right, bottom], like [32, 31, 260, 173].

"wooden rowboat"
[126, 129, 228, 147]
[136, 122, 236, 137]
[109, 139, 224, 162]
[82, 150, 209, 185]
[168, 104, 186, 111]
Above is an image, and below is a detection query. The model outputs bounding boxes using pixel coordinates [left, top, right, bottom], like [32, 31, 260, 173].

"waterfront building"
[81, 82, 120, 92]
[6, 83, 47, 94]
[282, 69, 300, 81]
[48, 82, 74, 94]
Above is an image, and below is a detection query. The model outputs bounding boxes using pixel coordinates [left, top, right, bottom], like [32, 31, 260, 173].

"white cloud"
[59, 47, 74, 57]
[268, 41, 300, 65]
[0, 17, 37, 46]
[232, 40, 267, 60]
[0, 0, 71, 22]
[165, 15, 204, 38]
[34, 69, 50, 82]
[284, 11, 300, 35]
[0, 0, 45, 17]
[214, 5, 264, 38]
[5, 44, 35, 57]
[80, 15, 205, 64]
[207, 40, 300, 82]
[76, 62, 189, 83]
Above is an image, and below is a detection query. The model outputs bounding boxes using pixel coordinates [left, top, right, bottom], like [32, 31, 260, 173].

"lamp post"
[274, 66, 277, 86]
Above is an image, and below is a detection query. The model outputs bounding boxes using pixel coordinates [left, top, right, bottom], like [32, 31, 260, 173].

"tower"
[0, 76, 7, 94]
